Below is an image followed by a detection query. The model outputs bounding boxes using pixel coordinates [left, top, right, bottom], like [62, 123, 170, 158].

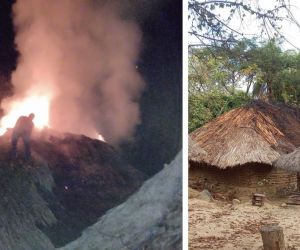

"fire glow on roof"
[0, 94, 50, 135]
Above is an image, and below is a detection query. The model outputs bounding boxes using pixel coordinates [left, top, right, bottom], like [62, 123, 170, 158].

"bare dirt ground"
[189, 193, 300, 250]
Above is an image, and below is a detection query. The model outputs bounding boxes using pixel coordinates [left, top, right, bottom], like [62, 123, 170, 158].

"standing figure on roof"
[11, 113, 35, 159]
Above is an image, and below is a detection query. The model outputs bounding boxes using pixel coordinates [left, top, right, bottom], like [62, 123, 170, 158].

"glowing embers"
[98, 134, 106, 142]
[0, 95, 50, 135]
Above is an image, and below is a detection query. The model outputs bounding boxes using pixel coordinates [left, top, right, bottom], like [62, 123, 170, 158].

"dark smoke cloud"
[4, 0, 145, 144]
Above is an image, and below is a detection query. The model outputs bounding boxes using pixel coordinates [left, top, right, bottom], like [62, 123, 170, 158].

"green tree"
[189, 91, 250, 132]
[188, 40, 300, 132]
[189, 39, 259, 95]
[188, 1, 300, 133]
[248, 40, 300, 103]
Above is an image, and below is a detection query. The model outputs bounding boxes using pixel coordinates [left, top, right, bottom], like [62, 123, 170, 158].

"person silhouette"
[11, 113, 35, 159]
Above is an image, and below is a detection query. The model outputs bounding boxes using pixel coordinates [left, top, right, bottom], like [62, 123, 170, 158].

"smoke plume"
[4, 0, 144, 144]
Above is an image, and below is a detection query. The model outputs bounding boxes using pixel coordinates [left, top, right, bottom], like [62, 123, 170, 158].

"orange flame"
[0, 95, 50, 135]
[0, 95, 106, 141]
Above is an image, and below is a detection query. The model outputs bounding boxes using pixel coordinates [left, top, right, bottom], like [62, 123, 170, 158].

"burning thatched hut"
[189, 101, 300, 196]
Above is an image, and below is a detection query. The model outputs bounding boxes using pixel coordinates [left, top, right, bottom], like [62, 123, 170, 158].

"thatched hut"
[274, 148, 300, 172]
[189, 101, 300, 196]
[275, 148, 300, 190]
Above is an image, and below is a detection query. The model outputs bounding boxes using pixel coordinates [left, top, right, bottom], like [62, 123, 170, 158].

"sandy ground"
[189, 194, 300, 250]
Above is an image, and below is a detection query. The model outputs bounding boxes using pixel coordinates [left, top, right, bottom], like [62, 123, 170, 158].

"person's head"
[28, 113, 35, 120]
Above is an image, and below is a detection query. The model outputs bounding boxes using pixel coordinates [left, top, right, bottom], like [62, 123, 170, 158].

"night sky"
[0, 1, 17, 75]
[124, 0, 182, 175]
[0, 0, 182, 176]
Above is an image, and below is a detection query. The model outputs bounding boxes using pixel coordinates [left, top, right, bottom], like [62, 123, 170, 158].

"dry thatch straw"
[188, 136, 207, 161]
[189, 101, 300, 169]
[274, 148, 300, 172]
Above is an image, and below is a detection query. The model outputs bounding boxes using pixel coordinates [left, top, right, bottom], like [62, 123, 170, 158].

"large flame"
[0, 94, 106, 140]
[0, 95, 50, 135]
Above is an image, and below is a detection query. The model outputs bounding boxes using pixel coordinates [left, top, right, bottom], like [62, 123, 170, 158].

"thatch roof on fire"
[189, 101, 300, 169]
[274, 148, 300, 172]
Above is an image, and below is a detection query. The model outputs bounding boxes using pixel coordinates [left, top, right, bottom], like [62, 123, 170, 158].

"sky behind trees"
[189, 0, 300, 50]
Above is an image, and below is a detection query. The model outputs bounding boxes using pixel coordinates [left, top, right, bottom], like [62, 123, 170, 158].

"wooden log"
[260, 224, 285, 250]
[287, 194, 300, 205]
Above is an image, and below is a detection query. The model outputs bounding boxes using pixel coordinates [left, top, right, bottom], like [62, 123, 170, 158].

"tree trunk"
[260, 224, 285, 250]
[267, 81, 274, 102]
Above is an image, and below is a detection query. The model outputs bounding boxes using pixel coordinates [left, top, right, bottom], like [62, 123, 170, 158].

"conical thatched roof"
[274, 148, 300, 172]
[189, 101, 300, 169]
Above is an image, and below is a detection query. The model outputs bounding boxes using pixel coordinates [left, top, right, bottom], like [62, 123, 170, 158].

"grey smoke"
[6, 0, 145, 144]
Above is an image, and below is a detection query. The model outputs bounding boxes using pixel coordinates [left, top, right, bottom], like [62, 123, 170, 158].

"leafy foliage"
[189, 91, 250, 132]
[188, 1, 300, 133]
[250, 40, 300, 103]
[189, 39, 257, 95]
[188, 39, 300, 132]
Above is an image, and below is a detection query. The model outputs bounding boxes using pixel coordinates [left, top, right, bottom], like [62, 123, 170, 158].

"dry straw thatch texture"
[189, 101, 300, 169]
[274, 148, 300, 172]
[188, 136, 207, 161]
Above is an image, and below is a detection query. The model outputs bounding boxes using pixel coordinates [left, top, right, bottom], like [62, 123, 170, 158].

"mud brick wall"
[189, 161, 297, 197]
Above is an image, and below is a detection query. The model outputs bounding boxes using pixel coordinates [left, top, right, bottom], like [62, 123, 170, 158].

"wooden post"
[252, 193, 266, 206]
[260, 224, 285, 250]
